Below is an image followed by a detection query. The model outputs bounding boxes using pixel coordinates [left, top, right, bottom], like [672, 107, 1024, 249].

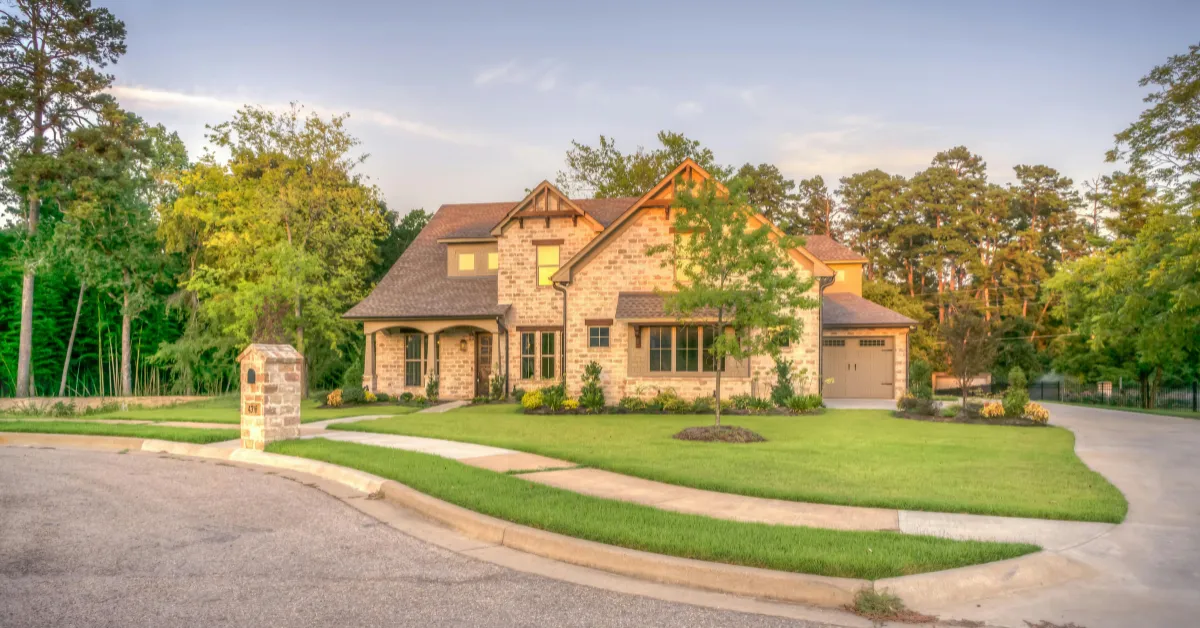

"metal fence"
[933, 379, 1199, 412]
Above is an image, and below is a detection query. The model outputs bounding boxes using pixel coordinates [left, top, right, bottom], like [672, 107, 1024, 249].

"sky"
[100, 0, 1200, 214]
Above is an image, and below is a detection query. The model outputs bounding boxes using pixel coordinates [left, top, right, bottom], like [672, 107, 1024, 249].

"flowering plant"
[981, 401, 1005, 418]
[1024, 402, 1050, 424]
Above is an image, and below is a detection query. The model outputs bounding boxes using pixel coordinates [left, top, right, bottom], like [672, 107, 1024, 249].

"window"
[835, 269, 845, 282]
[487, 252, 499, 270]
[521, 333, 536, 379]
[701, 326, 721, 372]
[649, 327, 672, 372]
[405, 335, 424, 386]
[458, 253, 475, 271]
[860, 339, 885, 347]
[541, 332, 557, 378]
[537, 245, 559, 286]
[823, 338, 845, 347]
[588, 326, 610, 348]
[676, 326, 699, 372]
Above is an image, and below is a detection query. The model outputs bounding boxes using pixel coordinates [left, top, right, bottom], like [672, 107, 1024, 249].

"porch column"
[368, 332, 378, 392]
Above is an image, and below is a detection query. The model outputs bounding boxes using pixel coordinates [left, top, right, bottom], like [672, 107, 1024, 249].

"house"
[345, 160, 916, 402]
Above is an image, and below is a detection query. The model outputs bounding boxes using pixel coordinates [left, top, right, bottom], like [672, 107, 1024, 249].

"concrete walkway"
[926, 403, 1200, 628]
[1, 416, 234, 430]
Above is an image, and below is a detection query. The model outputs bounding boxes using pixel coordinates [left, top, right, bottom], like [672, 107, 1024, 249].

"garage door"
[821, 337, 894, 399]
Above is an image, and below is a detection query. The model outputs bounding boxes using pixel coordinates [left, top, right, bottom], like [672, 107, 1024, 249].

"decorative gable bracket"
[490, 181, 602, 236]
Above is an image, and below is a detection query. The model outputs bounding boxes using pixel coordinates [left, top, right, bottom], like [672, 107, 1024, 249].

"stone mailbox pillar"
[237, 343, 303, 450]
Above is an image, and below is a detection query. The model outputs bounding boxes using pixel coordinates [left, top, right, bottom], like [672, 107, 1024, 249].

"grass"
[332, 404, 1127, 523]
[1055, 401, 1200, 420]
[62, 395, 420, 424]
[0, 420, 238, 443]
[268, 438, 1039, 580]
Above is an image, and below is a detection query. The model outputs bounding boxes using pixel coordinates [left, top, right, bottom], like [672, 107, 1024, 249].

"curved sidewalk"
[307, 414, 1112, 550]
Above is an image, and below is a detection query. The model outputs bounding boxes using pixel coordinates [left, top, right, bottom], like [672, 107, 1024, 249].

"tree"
[1109, 42, 1200, 207]
[159, 105, 387, 397]
[52, 106, 186, 395]
[795, 175, 840, 237]
[648, 176, 818, 426]
[0, 0, 126, 397]
[556, 131, 729, 198]
[837, 169, 906, 280]
[941, 302, 996, 410]
[734, 162, 799, 231]
[373, 207, 429, 282]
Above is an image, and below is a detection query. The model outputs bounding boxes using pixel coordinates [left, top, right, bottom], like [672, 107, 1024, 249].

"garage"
[821, 336, 895, 399]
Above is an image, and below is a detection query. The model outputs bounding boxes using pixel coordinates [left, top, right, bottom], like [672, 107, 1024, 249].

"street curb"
[3, 434, 1097, 611]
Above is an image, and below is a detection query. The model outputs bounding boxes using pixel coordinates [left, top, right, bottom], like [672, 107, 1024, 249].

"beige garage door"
[821, 337, 894, 399]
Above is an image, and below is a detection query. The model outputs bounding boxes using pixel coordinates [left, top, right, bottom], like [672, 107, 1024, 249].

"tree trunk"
[16, 264, 36, 397]
[58, 282, 86, 397]
[714, 367, 723, 427]
[121, 282, 132, 397]
[296, 295, 308, 398]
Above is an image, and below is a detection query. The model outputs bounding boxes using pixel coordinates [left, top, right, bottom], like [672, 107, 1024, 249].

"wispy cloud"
[709, 84, 769, 109]
[474, 59, 563, 92]
[777, 115, 938, 178]
[108, 85, 490, 146]
[674, 101, 704, 117]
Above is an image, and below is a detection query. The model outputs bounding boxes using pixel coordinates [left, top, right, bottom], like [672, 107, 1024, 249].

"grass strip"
[268, 438, 1039, 580]
[0, 420, 238, 444]
[331, 405, 1128, 523]
[37, 396, 421, 424]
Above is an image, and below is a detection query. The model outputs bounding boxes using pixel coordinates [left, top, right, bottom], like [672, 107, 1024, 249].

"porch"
[362, 318, 508, 400]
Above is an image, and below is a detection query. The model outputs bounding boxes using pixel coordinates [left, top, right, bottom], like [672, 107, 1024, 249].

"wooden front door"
[474, 333, 493, 398]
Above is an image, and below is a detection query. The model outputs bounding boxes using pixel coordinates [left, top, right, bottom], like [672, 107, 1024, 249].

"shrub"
[325, 389, 343, 407]
[425, 374, 440, 404]
[341, 386, 365, 405]
[363, 391, 377, 403]
[472, 396, 489, 404]
[785, 394, 822, 414]
[521, 390, 545, 411]
[981, 401, 1006, 418]
[909, 359, 934, 400]
[413, 395, 427, 404]
[399, 392, 414, 402]
[579, 361, 605, 412]
[690, 396, 714, 413]
[511, 387, 526, 403]
[897, 394, 936, 416]
[650, 388, 682, 411]
[662, 397, 690, 413]
[747, 396, 774, 413]
[489, 373, 506, 401]
[1002, 367, 1029, 417]
[541, 384, 566, 411]
[376, 392, 390, 402]
[618, 396, 646, 412]
[729, 393, 755, 410]
[341, 355, 365, 389]
[940, 403, 960, 418]
[563, 399, 580, 411]
[770, 358, 797, 407]
[1024, 401, 1050, 424]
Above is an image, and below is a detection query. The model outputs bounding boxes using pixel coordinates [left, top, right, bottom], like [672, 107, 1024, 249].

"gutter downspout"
[497, 315, 509, 398]
[816, 275, 835, 396]
[553, 282, 569, 386]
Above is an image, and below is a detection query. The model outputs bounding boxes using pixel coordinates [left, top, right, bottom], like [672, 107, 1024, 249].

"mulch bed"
[672, 425, 767, 443]
[893, 411, 1046, 427]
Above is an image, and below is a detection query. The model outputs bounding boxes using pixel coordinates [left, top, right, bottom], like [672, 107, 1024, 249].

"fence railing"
[933, 380, 1199, 412]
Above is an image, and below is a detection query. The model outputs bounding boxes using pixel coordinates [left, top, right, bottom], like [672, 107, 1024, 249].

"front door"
[474, 333, 493, 398]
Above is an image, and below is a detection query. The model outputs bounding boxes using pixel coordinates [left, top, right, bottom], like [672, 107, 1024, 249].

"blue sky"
[102, 0, 1200, 212]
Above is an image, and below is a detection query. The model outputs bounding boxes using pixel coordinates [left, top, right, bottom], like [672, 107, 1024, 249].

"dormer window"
[458, 253, 475, 271]
[487, 252, 499, 270]
[444, 242, 498, 277]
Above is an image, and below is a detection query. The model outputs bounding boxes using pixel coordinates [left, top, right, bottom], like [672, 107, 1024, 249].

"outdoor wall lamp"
[460, 338, 468, 352]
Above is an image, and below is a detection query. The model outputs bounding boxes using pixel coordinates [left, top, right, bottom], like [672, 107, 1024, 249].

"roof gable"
[551, 159, 834, 282]
[490, 181, 603, 236]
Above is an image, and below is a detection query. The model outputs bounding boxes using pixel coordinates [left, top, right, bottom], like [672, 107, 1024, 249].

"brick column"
[237, 344, 303, 451]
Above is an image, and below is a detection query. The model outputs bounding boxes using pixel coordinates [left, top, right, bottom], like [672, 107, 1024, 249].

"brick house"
[345, 160, 915, 402]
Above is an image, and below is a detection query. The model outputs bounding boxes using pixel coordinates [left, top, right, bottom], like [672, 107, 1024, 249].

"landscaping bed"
[267, 438, 1039, 580]
[332, 404, 1129, 522]
[893, 411, 1047, 427]
[673, 425, 766, 443]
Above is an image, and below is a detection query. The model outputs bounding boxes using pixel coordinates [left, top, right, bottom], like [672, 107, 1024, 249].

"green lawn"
[1056, 401, 1200, 420]
[74, 396, 420, 424]
[269, 438, 1038, 580]
[0, 420, 238, 443]
[332, 405, 1127, 523]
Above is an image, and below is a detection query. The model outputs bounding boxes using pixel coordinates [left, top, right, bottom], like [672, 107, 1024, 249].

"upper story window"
[487, 252, 499, 270]
[446, 243, 498, 277]
[588, 326, 610, 348]
[458, 253, 475, 271]
[537, 245, 559, 286]
[835, 269, 845, 282]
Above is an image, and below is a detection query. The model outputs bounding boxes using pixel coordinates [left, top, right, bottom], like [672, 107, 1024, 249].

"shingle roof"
[614, 292, 718, 320]
[346, 197, 639, 319]
[822, 292, 916, 328]
[802, 235, 867, 262]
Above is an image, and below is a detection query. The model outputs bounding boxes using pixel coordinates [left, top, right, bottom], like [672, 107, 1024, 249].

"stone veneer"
[237, 343, 303, 450]
[821, 327, 910, 399]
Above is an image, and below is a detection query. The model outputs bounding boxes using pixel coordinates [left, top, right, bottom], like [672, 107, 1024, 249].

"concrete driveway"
[822, 398, 897, 410]
[929, 403, 1200, 628]
[0, 447, 842, 628]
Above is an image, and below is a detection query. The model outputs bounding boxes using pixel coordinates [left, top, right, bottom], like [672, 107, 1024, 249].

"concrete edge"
[4, 433, 1096, 612]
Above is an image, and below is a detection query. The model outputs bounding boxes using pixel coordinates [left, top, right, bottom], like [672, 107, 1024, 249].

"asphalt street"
[0, 447, 837, 628]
